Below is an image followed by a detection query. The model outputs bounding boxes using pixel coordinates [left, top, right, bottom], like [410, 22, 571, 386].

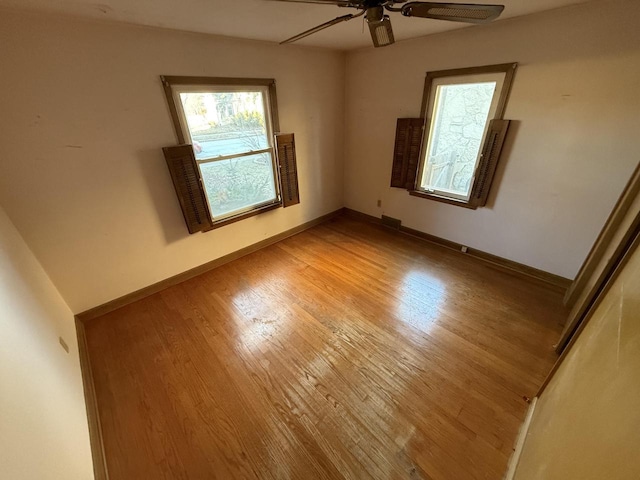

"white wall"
[344, 0, 640, 279]
[0, 9, 346, 313]
[513, 233, 640, 479]
[0, 204, 93, 479]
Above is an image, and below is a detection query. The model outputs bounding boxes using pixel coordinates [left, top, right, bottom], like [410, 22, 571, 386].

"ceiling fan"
[271, 0, 505, 48]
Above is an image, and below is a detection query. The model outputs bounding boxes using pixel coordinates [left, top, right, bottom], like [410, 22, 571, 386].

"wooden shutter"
[469, 119, 511, 207]
[276, 133, 300, 208]
[162, 145, 212, 234]
[390, 118, 424, 190]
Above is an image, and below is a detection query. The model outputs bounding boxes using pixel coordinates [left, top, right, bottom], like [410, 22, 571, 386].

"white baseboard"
[504, 397, 538, 480]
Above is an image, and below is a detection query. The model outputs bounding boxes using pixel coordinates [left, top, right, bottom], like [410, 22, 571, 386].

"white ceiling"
[0, 0, 591, 50]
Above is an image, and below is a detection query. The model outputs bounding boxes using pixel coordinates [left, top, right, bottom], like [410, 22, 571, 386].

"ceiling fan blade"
[268, 0, 361, 6]
[401, 2, 504, 24]
[281, 12, 363, 44]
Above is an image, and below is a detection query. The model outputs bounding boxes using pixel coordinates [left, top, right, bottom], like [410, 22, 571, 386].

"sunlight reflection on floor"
[396, 270, 446, 333]
[232, 283, 290, 352]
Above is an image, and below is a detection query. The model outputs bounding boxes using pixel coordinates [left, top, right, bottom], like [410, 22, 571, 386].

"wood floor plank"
[251, 245, 512, 478]
[85, 215, 566, 479]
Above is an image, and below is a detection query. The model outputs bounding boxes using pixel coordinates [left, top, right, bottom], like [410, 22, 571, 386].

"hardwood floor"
[85, 215, 565, 480]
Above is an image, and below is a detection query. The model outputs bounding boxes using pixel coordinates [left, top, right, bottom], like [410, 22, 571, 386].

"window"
[161, 77, 299, 233]
[390, 63, 517, 208]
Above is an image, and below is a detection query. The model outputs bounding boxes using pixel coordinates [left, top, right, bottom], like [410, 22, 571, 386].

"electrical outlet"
[461, 246, 468, 253]
[59, 336, 69, 353]
[377, 199, 382, 208]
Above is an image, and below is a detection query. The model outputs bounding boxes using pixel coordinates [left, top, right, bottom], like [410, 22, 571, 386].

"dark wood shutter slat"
[276, 133, 300, 208]
[405, 119, 424, 190]
[390, 118, 424, 190]
[162, 145, 212, 234]
[390, 119, 409, 188]
[470, 119, 511, 207]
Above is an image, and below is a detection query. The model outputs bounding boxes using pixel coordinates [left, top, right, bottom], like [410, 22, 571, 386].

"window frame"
[161, 76, 283, 228]
[411, 63, 517, 209]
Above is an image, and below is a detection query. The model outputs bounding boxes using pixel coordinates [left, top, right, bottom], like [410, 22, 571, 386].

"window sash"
[168, 83, 281, 222]
[196, 151, 279, 222]
[418, 72, 506, 202]
[171, 84, 275, 158]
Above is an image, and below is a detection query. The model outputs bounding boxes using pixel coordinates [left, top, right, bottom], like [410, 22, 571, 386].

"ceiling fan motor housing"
[365, 6, 384, 22]
[365, 6, 395, 47]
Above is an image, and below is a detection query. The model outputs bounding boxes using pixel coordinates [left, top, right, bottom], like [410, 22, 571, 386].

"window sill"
[409, 190, 478, 210]
[204, 201, 282, 231]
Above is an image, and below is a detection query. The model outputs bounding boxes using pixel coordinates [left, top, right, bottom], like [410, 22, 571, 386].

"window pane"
[179, 91, 269, 160]
[199, 153, 277, 219]
[421, 82, 496, 198]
